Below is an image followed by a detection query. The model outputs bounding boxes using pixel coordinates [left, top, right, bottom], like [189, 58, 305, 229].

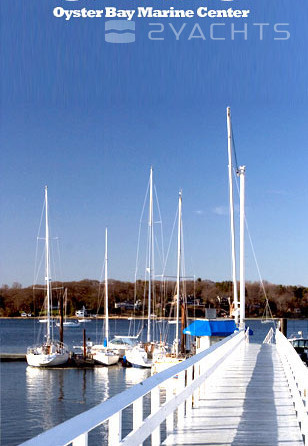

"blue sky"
[1, 0, 308, 287]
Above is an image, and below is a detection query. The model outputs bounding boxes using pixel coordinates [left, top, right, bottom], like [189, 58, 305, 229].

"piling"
[83, 329, 86, 359]
[280, 318, 287, 336]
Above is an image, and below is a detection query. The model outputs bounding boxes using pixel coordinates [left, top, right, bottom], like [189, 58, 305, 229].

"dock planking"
[164, 343, 304, 445]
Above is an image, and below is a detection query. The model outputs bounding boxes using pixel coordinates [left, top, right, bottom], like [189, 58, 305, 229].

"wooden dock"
[0, 353, 26, 361]
[164, 343, 304, 445]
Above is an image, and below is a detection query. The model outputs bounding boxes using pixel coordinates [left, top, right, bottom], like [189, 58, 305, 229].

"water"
[1, 318, 307, 445]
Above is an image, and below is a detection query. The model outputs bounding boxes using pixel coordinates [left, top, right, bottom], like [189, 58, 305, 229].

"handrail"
[20, 329, 247, 446]
[263, 327, 274, 344]
[276, 329, 308, 445]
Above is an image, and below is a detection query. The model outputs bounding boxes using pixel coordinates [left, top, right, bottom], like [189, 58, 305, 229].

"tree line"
[0, 278, 307, 318]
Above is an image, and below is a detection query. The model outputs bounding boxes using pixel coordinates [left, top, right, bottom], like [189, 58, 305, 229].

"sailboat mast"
[238, 166, 246, 328]
[175, 191, 182, 357]
[45, 186, 51, 343]
[147, 167, 154, 343]
[226, 107, 239, 325]
[105, 227, 109, 346]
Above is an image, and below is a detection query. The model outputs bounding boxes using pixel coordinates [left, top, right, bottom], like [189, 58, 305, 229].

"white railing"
[276, 329, 308, 445]
[20, 329, 247, 446]
[263, 327, 274, 344]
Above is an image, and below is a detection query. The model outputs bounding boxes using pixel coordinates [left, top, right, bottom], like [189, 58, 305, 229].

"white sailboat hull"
[56, 321, 80, 328]
[126, 342, 169, 368]
[125, 347, 152, 368]
[92, 350, 119, 366]
[26, 352, 69, 367]
[26, 342, 69, 367]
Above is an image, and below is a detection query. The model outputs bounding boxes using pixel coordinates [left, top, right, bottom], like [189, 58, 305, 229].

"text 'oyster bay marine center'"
[53, 7, 251, 21]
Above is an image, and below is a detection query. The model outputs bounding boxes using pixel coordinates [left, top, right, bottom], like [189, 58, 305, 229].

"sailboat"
[261, 298, 274, 324]
[125, 167, 167, 368]
[91, 228, 120, 366]
[151, 191, 186, 375]
[56, 289, 80, 328]
[26, 186, 69, 367]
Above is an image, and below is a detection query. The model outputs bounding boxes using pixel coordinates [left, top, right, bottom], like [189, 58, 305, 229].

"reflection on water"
[1, 319, 308, 445]
[11, 365, 149, 446]
[125, 367, 151, 386]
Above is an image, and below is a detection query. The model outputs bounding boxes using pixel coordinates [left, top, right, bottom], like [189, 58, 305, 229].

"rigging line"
[56, 238, 64, 287]
[97, 261, 105, 316]
[33, 246, 45, 285]
[134, 178, 150, 298]
[233, 168, 268, 300]
[162, 207, 178, 277]
[154, 184, 165, 269]
[231, 122, 239, 172]
[33, 199, 46, 286]
[154, 234, 164, 272]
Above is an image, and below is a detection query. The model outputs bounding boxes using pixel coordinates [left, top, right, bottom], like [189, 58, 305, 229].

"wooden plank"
[164, 343, 304, 445]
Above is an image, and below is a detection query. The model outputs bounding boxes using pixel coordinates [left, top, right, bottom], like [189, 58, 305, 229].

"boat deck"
[164, 343, 304, 445]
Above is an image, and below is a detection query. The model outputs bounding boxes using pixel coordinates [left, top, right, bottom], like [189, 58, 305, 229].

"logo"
[105, 20, 135, 43]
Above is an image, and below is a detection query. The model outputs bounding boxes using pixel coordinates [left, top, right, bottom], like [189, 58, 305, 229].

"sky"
[1, 0, 308, 287]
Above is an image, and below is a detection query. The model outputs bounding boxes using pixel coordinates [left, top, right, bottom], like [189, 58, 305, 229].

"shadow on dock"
[231, 344, 278, 445]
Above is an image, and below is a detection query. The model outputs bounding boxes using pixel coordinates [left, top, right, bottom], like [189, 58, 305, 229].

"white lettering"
[210, 23, 226, 41]
[53, 7, 65, 18]
[253, 23, 269, 40]
[169, 23, 186, 40]
[231, 23, 248, 40]
[188, 24, 206, 40]
[274, 23, 290, 40]
[148, 23, 164, 40]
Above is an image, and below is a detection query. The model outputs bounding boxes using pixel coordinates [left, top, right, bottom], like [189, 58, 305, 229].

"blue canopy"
[183, 320, 236, 337]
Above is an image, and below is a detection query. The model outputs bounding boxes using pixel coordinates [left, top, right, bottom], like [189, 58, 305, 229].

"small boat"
[126, 342, 167, 369]
[261, 298, 274, 324]
[27, 187, 69, 368]
[91, 228, 119, 366]
[289, 332, 308, 365]
[56, 289, 80, 328]
[62, 321, 80, 327]
[108, 335, 139, 358]
[39, 318, 53, 323]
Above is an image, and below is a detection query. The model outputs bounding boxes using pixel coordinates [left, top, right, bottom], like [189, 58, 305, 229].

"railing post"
[133, 396, 143, 446]
[186, 366, 193, 417]
[193, 363, 200, 408]
[177, 370, 186, 428]
[151, 386, 160, 446]
[109, 411, 122, 446]
[166, 379, 174, 435]
[133, 396, 143, 431]
[200, 356, 207, 399]
[72, 433, 88, 446]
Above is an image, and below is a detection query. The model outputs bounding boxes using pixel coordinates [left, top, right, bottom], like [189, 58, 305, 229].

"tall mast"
[105, 227, 109, 345]
[238, 166, 246, 328]
[147, 167, 154, 343]
[45, 186, 51, 343]
[175, 190, 182, 357]
[226, 107, 239, 325]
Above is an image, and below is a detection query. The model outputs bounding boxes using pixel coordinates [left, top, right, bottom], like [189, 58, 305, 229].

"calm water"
[1, 318, 307, 445]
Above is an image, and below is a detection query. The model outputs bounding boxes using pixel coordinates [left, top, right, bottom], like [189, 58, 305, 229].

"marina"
[1, 318, 308, 445]
[9, 321, 307, 446]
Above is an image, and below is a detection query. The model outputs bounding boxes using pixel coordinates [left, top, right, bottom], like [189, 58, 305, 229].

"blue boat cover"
[183, 320, 236, 337]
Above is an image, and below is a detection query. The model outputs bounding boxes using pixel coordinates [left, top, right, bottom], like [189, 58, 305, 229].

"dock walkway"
[164, 343, 304, 445]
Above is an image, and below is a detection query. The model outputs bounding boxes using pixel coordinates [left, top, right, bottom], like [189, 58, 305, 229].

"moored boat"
[91, 228, 119, 366]
[26, 186, 69, 368]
